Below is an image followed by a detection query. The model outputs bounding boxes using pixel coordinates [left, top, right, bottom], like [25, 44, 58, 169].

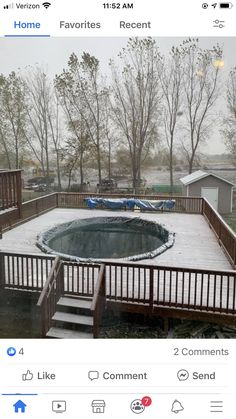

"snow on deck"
[1, 208, 232, 271]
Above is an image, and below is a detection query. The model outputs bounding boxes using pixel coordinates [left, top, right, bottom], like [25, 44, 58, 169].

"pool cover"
[37, 216, 175, 262]
[84, 198, 175, 211]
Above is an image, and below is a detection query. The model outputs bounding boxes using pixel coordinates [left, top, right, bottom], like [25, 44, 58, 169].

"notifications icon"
[88, 371, 99, 381]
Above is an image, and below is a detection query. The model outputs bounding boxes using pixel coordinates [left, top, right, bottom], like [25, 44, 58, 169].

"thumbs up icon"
[22, 370, 33, 381]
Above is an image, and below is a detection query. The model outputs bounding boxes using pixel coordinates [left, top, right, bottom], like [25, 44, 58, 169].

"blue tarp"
[84, 198, 175, 211]
[85, 198, 127, 210]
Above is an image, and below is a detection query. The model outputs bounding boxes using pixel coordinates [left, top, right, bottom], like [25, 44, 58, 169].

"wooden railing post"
[149, 267, 154, 311]
[40, 299, 48, 337]
[91, 264, 106, 338]
[234, 240, 236, 269]
[16, 171, 22, 218]
[37, 256, 63, 336]
[201, 197, 204, 215]
[56, 192, 59, 208]
[0, 253, 5, 289]
[58, 262, 64, 298]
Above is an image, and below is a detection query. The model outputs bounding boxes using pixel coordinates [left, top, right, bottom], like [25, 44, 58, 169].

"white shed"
[180, 170, 234, 214]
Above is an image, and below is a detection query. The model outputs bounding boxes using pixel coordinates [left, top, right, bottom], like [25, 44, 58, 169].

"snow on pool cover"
[37, 216, 175, 262]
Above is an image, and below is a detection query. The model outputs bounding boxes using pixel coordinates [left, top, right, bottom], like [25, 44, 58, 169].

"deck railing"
[1, 252, 236, 335]
[37, 256, 64, 336]
[57, 192, 203, 214]
[62, 261, 101, 297]
[1, 252, 235, 316]
[202, 199, 236, 267]
[0, 251, 54, 291]
[0, 192, 57, 230]
[105, 261, 236, 315]
[91, 264, 106, 337]
[21, 193, 57, 221]
[0, 170, 22, 212]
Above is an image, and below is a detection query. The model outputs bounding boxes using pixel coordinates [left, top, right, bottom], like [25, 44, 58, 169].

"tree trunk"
[97, 146, 102, 184]
[79, 152, 84, 187]
[169, 141, 174, 194]
[189, 156, 194, 174]
[56, 150, 61, 191]
[67, 168, 73, 191]
[108, 140, 111, 180]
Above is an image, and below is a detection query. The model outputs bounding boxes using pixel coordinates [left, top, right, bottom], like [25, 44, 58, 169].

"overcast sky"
[1, 36, 236, 154]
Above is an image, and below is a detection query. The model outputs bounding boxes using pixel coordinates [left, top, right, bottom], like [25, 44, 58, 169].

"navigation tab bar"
[0, 0, 236, 36]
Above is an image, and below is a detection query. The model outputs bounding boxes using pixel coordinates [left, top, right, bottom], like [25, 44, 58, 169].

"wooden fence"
[0, 193, 57, 230]
[37, 256, 64, 336]
[21, 193, 57, 221]
[57, 192, 203, 214]
[0, 251, 54, 291]
[0, 170, 22, 213]
[36, 258, 102, 337]
[1, 251, 236, 318]
[105, 261, 236, 315]
[62, 261, 101, 296]
[202, 199, 236, 268]
[91, 264, 106, 337]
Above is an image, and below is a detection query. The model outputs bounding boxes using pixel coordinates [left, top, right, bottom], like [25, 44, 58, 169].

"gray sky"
[1, 36, 236, 154]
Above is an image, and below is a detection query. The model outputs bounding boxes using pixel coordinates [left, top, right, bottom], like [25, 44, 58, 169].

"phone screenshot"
[0, 0, 235, 417]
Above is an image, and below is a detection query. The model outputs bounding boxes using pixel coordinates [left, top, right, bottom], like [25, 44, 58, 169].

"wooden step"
[46, 327, 93, 339]
[52, 311, 93, 326]
[64, 294, 92, 301]
[57, 297, 92, 310]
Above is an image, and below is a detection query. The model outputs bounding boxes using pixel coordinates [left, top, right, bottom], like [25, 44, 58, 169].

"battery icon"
[219, 2, 233, 7]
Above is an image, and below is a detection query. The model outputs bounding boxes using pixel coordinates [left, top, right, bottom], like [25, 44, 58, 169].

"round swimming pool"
[37, 216, 174, 262]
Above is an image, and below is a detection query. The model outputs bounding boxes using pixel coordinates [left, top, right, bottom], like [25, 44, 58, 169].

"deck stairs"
[46, 295, 94, 339]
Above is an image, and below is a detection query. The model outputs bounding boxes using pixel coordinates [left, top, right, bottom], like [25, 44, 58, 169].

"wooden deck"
[0, 188, 236, 336]
[0, 208, 232, 271]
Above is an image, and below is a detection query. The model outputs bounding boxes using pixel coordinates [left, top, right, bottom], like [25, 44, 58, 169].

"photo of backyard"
[0, 37, 236, 339]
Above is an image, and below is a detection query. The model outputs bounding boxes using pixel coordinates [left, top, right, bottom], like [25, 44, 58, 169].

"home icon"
[13, 400, 27, 413]
[91, 400, 106, 413]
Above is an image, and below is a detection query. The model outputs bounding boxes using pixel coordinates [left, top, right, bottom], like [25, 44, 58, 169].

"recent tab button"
[120, 21, 151, 29]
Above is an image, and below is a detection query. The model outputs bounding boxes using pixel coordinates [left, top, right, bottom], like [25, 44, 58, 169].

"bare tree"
[55, 52, 106, 184]
[61, 138, 81, 190]
[159, 47, 183, 192]
[103, 88, 117, 180]
[180, 39, 223, 173]
[222, 68, 236, 164]
[24, 67, 63, 188]
[24, 68, 52, 182]
[55, 71, 91, 187]
[0, 72, 27, 168]
[110, 38, 161, 191]
[47, 92, 63, 190]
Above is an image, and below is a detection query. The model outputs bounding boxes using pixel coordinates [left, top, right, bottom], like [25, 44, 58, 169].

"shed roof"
[180, 170, 234, 186]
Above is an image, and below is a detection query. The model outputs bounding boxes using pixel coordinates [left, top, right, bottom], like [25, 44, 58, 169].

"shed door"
[201, 187, 218, 210]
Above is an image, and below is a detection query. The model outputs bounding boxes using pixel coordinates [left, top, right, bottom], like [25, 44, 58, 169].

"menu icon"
[210, 400, 223, 413]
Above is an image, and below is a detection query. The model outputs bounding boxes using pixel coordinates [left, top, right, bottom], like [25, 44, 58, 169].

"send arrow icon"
[13, 400, 27, 413]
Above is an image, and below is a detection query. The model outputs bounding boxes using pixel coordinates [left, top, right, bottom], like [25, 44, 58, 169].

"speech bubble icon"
[88, 370, 99, 381]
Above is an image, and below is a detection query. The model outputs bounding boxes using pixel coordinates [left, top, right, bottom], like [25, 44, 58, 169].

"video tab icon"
[52, 401, 67, 413]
